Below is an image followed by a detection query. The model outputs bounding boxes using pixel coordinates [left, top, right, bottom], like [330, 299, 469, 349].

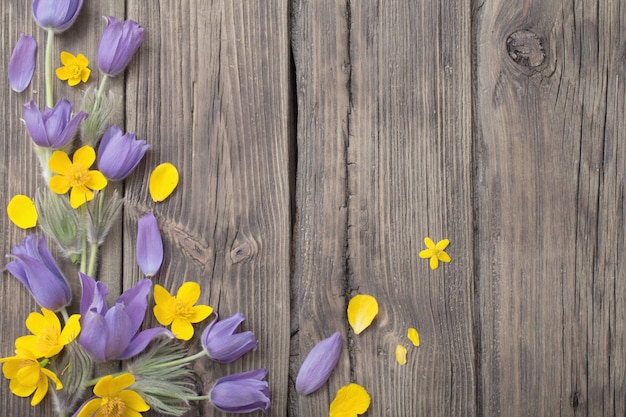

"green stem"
[151, 350, 207, 370]
[45, 28, 54, 108]
[186, 395, 210, 401]
[87, 242, 99, 277]
[59, 307, 70, 324]
[96, 75, 109, 102]
[79, 206, 88, 274]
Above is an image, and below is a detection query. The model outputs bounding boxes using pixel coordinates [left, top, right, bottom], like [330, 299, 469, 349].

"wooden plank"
[0, 2, 124, 416]
[475, 0, 626, 415]
[292, 0, 476, 416]
[125, 1, 292, 416]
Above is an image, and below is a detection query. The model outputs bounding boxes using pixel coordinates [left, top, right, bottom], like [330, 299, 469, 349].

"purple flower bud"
[22, 99, 87, 149]
[209, 369, 271, 416]
[295, 331, 343, 396]
[97, 125, 150, 181]
[32, 0, 83, 33]
[8, 34, 37, 92]
[5, 235, 71, 311]
[79, 273, 172, 361]
[201, 313, 258, 363]
[97, 17, 145, 77]
[136, 213, 163, 277]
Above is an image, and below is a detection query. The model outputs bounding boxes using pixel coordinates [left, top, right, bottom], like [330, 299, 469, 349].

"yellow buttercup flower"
[395, 344, 407, 365]
[419, 237, 451, 270]
[76, 373, 149, 417]
[15, 308, 80, 358]
[347, 294, 378, 335]
[56, 51, 90, 86]
[149, 162, 179, 202]
[0, 348, 63, 406]
[153, 282, 213, 340]
[49, 145, 108, 208]
[329, 383, 371, 417]
[408, 327, 420, 347]
[7, 195, 37, 229]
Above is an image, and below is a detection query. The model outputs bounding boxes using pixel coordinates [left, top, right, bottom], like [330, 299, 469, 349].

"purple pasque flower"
[97, 17, 145, 77]
[32, 0, 83, 33]
[201, 313, 258, 363]
[78, 273, 172, 362]
[97, 125, 149, 181]
[136, 212, 163, 277]
[209, 369, 271, 416]
[5, 235, 71, 311]
[8, 34, 37, 92]
[296, 331, 343, 395]
[22, 99, 88, 149]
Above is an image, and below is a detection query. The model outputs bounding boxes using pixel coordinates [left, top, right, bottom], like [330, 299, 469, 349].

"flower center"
[101, 396, 127, 417]
[69, 64, 81, 77]
[39, 326, 59, 349]
[66, 165, 90, 187]
[174, 300, 193, 320]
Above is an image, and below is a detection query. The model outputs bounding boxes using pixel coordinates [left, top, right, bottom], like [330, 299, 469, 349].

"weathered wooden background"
[1, 1, 625, 416]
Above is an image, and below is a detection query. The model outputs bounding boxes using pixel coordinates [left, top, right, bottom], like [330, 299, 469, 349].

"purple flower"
[295, 331, 343, 395]
[78, 273, 171, 362]
[97, 125, 150, 180]
[8, 34, 37, 92]
[32, 0, 83, 32]
[97, 17, 145, 77]
[209, 369, 271, 416]
[201, 313, 258, 363]
[5, 235, 71, 311]
[136, 213, 163, 277]
[22, 99, 88, 149]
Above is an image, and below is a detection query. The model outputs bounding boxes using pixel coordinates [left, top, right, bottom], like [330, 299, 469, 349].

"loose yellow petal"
[395, 344, 407, 365]
[149, 162, 179, 202]
[347, 294, 378, 335]
[408, 328, 420, 347]
[7, 195, 37, 229]
[329, 383, 371, 417]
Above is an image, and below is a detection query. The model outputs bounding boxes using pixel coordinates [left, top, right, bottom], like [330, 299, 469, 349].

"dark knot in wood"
[506, 30, 545, 68]
[230, 240, 255, 263]
[569, 392, 582, 409]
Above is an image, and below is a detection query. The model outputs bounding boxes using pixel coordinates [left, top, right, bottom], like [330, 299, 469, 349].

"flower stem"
[186, 395, 210, 401]
[87, 242, 99, 277]
[93, 74, 109, 111]
[79, 207, 88, 274]
[45, 28, 55, 108]
[60, 307, 70, 324]
[150, 350, 207, 370]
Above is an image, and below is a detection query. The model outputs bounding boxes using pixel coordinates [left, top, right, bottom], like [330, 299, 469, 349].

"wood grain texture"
[475, 0, 626, 415]
[125, 1, 292, 416]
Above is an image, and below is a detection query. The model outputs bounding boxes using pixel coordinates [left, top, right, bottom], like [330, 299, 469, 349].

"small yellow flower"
[149, 162, 179, 202]
[15, 308, 80, 358]
[408, 327, 420, 347]
[49, 145, 108, 208]
[76, 373, 149, 417]
[56, 51, 90, 86]
[7, 195, 37, 229]
[0, 348, 63, 406]
[419, 237, 451, 270]
[329, 383, 371, 417]
[153, 282, 213, 340]
[347, 294, 378, 335]
[395, 344, 407, 365]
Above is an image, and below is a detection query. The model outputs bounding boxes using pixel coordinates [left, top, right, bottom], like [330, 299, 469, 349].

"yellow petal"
[435, 239, 450, 251]
[10, 378, 36, 398]
[59, 51, 76, 66]
[68, 77, 80, 87]
[7, 195, 37, 229]
[171, 318, 194, 341]
[118, 390, 151, 412]
[329, 383, 371, 417]
[438, 251, 451, 263]
[395, 344, 407, 365]
[418, 249, 434, 259]
[424, 237, 435, 249]
[40, 367, 62, 390]
[176, 282, 201, 305]
[48, 150, 72, 174]
[69, 185, 93, 208]
[73, 146, 96, 168]
[76, 398, 101, 417]
[75, 53, 89, 67]
[149, 162, 179, 202]
[407, 328, 420, 347]
[85, 170, 108, 190]
[49, 176, 71, 195]
[430, 255, 439, 270]
[347, 294, 378, 335]
[31, 374, 49, 405]
[81, 67, 91, 82]
[153, 303, 174, 326]
[153, 284, 173, 306]
[60, 314, 81, 344]
[55, 67, 71, 80]
[189, 304, 213, 323]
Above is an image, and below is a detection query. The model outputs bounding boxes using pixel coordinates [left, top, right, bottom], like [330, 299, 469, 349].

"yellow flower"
[7, 195, 37, 229]
[76, 373, 149, 417]
[418, 237, 451, 270]
[15, 308, 81, 358]
[153, 282, 213, 340]
[56, 51, 90, 86]
[395, 344, 407, 365]
[347, 294, 378, 335]
[0, 348, 63, 406]
[49, 145, 108, 208]
[408, 327, 420, 347]
[329, 383, 371, 417]
[149, 162, 179, 202]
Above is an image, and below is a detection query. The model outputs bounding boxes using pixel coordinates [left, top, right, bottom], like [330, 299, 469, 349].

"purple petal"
[116, 327, 173, 360]
[210, 369, 270, 416]
[79, 310, 109, 362]
[202, 313, 258, 363]
[79, 272, 109, 317]
[103, 304, 134, 360]
[115, 278, 151, 333]
[136, 213, 163, 276]
[8, 34, 37, 92]
[32, 0, 83, 32]
[295, 331, 343, 396]
[97, 17, 145, 76]
[22, 101, 48, 145]
[97, 125, 149, 180]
